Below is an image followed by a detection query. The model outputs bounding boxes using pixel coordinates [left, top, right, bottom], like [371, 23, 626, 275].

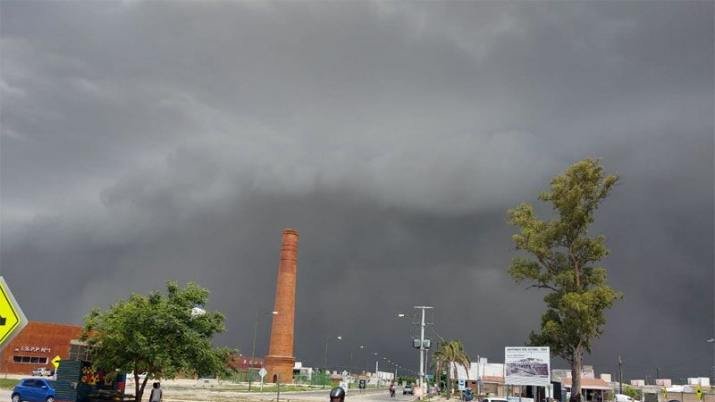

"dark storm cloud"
[1, 1, 712, 379]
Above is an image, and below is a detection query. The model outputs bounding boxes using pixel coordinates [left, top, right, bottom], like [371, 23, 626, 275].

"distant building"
[687, 378, 710, 387]
[631, 379, 646, 386]
[0, 321, 84, 375]
[293, 361, 313, 380]
[561, 377, 611, 402]
[655, 379, 672, 387]
[228, 353, 264, 370]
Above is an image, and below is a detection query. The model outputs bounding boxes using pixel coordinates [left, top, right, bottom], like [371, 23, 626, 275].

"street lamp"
[324, 335, 342, 371]
[191, 306, 207, 318]
[252, 311, 278, 364]
[249, 311, 278, 391]
[707, 338, 715, 385]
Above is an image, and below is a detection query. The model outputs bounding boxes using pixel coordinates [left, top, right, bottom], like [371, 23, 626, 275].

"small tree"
[623, 386, 642, 400]
[83, 282, 229, 402]
[434, 340, 470, 399]
[507, 159, 622, 402]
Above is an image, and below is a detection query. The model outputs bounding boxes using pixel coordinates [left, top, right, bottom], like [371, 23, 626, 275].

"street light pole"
[252, 311, 278, 361]
[706, 338, 714, 386]
[415, 306, 433, 396]
[249, 311, 277, 392]
[324, 335, 342, 372]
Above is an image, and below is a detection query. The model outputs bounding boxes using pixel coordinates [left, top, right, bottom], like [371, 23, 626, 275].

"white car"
[32, 367, 52, 376]
[481, 398, 508, 402]
[615, 394, 639, 402]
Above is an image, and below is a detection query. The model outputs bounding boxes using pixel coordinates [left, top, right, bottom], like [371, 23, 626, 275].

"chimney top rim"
[282, 228, 299, 236]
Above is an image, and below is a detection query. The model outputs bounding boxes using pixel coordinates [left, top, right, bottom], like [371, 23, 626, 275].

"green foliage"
[433, 340, 470, 399]
[82, 281, 229, 402]
[507, 159, 622, 399]
[623, 386, 642, 400]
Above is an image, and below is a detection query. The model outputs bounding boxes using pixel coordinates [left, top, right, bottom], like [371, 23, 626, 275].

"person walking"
[149, 382, 162, 402]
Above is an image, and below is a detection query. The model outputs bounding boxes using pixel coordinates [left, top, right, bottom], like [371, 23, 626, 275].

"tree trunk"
[134, 372, 141, 402]
[570, 347, 583, 402]
[446, 361, 452, 400]
[136, 373, 150, 402]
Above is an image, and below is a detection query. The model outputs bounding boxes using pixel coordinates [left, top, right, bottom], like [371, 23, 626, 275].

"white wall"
[451, 361, 505, 381]
[687, 378, 710, 386]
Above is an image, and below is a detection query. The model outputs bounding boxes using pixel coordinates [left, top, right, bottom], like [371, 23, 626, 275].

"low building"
[452, 358, 507, 395]
[687, 378, 710, 387]
[228, 353, 264, 370]
[0, 321, 84, 375]
[293, 361, 313, 381]
[561, 377, 611, 402]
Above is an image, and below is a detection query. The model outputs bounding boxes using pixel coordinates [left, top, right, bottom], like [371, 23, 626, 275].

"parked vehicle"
[616, 394, 640, 402]
[481, 398, 508, 402]
[31, 368, 52, 377]
[12, 378, 56, 402]
[462, 388, 474, 401]
[403, 384, 414, 395]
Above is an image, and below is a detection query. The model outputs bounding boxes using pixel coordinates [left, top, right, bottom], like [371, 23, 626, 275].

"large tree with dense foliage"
[433, 340, 470, 399]
[507, 159, 622, 402]
[82, 282, 229, 402]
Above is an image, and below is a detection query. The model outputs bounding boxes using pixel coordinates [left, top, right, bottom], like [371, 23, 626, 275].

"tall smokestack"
[264, 228, 298, 383]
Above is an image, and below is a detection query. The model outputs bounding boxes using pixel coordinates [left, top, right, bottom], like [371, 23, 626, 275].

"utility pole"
[376, 359, 380, 388]
[618, 355, 623, 395]
[707, 338, 715, 387]
[415, 305, 433, 397]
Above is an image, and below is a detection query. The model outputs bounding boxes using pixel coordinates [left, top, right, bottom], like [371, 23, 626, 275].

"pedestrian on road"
[149, 382, 162, 402]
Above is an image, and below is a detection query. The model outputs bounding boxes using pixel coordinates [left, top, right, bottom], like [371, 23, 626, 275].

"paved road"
[348, 390, 415, 401]
[256, 388, 416, 402]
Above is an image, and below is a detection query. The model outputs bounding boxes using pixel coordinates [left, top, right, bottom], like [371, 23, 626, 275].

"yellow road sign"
[0, 276, 28, 349]
[51, 356, 61, 369]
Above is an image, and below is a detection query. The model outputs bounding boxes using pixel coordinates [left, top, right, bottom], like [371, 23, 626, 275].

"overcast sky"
[1, 1, 713, 380]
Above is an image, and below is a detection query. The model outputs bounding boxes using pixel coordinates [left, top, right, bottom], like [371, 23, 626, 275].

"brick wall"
[0, 321, 82, 374]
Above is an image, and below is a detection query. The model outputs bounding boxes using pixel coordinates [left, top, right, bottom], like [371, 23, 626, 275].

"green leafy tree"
[433, 340, 470, 399]
[507, 159, 622, 402]
[623, 386, 642, 400]
[82, 282, 229, 402]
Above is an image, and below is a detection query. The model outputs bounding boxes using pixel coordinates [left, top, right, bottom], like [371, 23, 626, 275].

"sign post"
[259, 368, 267, 391]
[505, 347, 551, 402]
[0, 276, 28, 351]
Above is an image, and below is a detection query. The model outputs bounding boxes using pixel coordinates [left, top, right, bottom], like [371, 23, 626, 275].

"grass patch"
[0, 378, 19, 389]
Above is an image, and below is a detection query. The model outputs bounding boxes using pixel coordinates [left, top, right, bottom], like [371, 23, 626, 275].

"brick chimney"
[264, 228, 298, 383]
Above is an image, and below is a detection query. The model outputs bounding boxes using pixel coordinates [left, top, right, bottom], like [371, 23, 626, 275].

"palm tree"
[433, 340, 471, 399]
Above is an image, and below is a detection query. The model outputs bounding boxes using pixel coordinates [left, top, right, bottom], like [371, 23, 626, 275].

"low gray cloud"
[1, 0, 712, 379]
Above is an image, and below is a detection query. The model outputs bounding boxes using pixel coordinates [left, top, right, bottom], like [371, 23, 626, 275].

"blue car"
[11, 378, 55, 402]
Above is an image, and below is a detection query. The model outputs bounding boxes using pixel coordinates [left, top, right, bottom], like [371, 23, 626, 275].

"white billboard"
[505, 347, 550, 386]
